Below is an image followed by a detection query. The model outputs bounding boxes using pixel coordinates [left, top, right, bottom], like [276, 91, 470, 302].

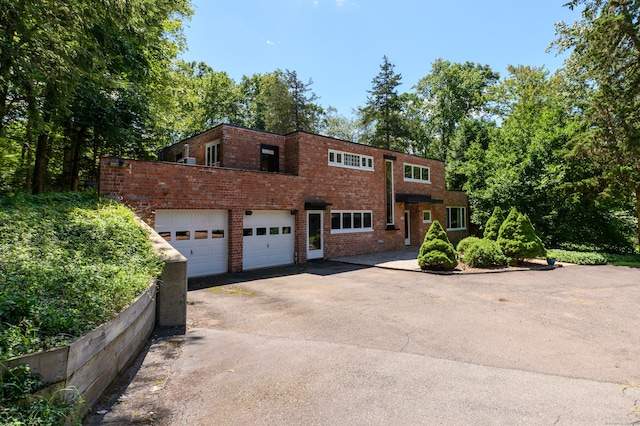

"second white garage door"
[155, 210, 228, 278]
[243, 211, 295, 270]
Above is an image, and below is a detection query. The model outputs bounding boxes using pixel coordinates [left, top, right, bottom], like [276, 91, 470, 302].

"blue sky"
[180, 0, 581, 117]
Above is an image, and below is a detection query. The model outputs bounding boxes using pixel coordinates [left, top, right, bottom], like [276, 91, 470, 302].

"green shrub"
[547, 249, 640, 266]
[497, 208, 546, 263]
[483, 206, 505, 241]
[0, 364, 79, 425]
[461, 238, 509, 268]
[418, 220, 458, 271]
[456, 236, 481, 256]
[0, 192, 163, 359]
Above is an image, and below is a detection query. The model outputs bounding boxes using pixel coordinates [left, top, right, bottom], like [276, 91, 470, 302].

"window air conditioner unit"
[177, 157, 196, 165]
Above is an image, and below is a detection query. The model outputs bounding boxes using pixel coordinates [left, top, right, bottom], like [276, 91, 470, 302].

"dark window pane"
[176, 231, 190, 240]
[212, 229, 224, 238]
[364, 213, 372, 228]
[331, 212, 341, 229]
[270, 227, 279, 235]
[353, 212, 362, 228]
[282, 226, 291, 234]
[243, 228, 253, 236]
[256, 227, 267, 236]
[404, 165, 412, 178]
[342, 213, 352, 229]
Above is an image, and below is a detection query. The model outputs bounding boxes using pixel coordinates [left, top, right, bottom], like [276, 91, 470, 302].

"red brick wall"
[101, 126, 468, 271]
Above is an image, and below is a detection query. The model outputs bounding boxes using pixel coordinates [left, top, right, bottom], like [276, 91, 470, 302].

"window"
[386, 160, 394, 225]
[404, 163, 430, 183]
[243, 228, 253, 236]
[328, 149, 374, 171]
[261, 144, 279, 172]
[330, 211, 373, 234]
[176, 231, 190, 240]
[212, 230, 225, 238]
[446, 207, 467, 230]
[205, 140, 221, 167]
[159, 231, 171, 241]
[256, 227, 267, 236]
[270, 227, 280, 235]
[422, 210, 432, 223]
[195, 230, 208, 239]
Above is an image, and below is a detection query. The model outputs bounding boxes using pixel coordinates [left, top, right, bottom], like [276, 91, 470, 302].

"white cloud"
[336, 0, 344, 6]
[266, 40, 276, 46]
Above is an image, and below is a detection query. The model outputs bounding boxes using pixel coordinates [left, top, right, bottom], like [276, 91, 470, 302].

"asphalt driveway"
[88, 261, 640, 425]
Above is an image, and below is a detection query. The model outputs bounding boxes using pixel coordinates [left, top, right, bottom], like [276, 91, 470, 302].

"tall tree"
[258, 69, 323, 134]
[359, 56, 408, 150]
[552, 0, 640, 248]
[0, 0, 192, 193]
[413, 59, 499, 161]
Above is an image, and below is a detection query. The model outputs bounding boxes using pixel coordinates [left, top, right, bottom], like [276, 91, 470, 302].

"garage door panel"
[243, 211, 295, 270]
[155, 210, 228, 277]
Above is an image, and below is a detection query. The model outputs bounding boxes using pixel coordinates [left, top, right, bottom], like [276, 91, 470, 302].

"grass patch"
[547, 249, 640, 266]
[0, 192, 163, 360]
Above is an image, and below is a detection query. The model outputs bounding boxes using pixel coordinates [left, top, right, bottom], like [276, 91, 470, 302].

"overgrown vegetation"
[0, 192, 162, 359]
[0, 364, 81, 425]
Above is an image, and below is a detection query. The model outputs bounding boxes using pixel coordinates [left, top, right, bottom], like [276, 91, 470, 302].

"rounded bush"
[418, 220, 458, 271]
[461, 238, 509, 268]
[456, 236, 481, 256]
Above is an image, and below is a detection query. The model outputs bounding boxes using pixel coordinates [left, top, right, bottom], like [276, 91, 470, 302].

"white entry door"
[155, 210, 228, 277]
[307, 211, 324, 260]
[243, 211, 295, 270]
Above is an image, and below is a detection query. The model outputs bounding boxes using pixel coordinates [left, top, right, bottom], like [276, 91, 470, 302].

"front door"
[404, 210, 410, 245]
[307, 211, 324, 260]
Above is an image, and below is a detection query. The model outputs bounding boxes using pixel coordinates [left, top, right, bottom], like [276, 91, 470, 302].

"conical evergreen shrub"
[483, 206, 505, 240]
[418, 220, 458, 271]
[497, 208, 546, 263]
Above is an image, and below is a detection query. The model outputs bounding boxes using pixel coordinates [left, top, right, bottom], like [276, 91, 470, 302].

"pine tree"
[483, 206, 505, 240]
[359, 56, 407, 150]
[497, 208, 546, 263]
[418, 220, 458, 271]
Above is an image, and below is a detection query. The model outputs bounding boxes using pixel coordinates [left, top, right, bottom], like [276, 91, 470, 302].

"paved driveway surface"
[88, 262, 640, 425]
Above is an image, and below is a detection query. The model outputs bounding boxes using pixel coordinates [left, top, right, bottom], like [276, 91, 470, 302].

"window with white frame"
[446, 207, 467, 230]
[330, 211, 373, 233]
[328, 149, 374, 171]
[422, 210, 432, 223]
[205, 140, 221, 167]
[404, 163, 430, 183]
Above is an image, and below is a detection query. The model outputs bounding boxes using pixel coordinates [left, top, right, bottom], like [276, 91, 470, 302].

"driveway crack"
[401, 328, 417, 352]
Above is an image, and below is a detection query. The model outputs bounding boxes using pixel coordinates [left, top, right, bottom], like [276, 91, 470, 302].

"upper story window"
[205, 140, 221, 167]
[261, 144, 279, 172]
[404, 163, 430, 183]
[328, 149, 374, 171]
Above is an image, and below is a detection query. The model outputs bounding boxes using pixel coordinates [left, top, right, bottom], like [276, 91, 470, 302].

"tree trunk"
[32, 131, 49, 194]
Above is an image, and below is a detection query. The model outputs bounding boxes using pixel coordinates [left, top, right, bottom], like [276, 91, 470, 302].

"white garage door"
[243, 211, 295, 270]
[155, 210, 228, 277]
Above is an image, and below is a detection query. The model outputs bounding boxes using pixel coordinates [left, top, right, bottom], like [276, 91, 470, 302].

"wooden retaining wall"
[0, 226, 188, 416]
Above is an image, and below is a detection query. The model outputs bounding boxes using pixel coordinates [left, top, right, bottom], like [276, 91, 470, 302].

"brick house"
[99, 124, 469, 277]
